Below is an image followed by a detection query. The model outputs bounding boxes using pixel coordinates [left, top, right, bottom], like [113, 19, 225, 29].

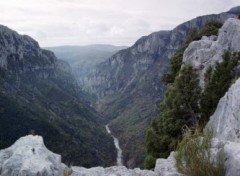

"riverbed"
[105, 124, 123, 166]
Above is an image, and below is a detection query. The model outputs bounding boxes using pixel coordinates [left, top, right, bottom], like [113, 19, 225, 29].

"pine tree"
[145, 65, 201, 169]
[201, 51, 240, 125]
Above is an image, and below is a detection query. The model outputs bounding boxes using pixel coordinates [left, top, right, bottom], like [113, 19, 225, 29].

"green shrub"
[144, 154, 156, 170]
[175, 128, 225, 176]
[201, 51, 240, 126]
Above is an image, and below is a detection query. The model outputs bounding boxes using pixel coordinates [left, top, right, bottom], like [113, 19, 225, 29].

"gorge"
[0, 5, 240, 176]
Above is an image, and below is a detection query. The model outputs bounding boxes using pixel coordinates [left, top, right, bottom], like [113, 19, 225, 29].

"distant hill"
[46, 45, 128, 85]
[46, 45, 128, 67]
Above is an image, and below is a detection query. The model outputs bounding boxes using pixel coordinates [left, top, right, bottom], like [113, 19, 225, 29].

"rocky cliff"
[0, 25, 116, 167]
[183, 18, 240, 87]
[82, 9, 239, 167]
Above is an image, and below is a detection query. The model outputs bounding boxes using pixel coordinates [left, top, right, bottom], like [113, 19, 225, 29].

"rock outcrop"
[0, 135, 180, 176]
[183, 17, 240, 176]
[183, 18, 240, 87]
[72, 166, 157, 176]
[207, 78, 240, 142]
[206, 79, 240, 176]
[154, 152, 182, 176]
[0, 135, 66, 176]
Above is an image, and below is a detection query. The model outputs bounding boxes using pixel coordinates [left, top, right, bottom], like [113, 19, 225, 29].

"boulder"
[0, 135, 66, 176]
[154, 152, 182, 176]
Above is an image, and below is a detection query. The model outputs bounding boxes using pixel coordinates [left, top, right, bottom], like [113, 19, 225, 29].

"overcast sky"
[0, 0, 239, 47]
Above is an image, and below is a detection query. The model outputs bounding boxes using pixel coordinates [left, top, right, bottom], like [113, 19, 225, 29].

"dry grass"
[175, 128, 225, 176]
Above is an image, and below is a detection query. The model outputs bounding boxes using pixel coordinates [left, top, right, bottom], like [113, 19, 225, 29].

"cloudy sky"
[0, 0, 239, 47]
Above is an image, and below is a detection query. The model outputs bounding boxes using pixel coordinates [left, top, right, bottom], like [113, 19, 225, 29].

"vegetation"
[175, 128, 225, 176]
[145, 65, 201, 169]
[162, 21, 222, 84]
[144, 21, 233, 170]
[64, 166, 73, 176]
[200, 51, 240, 125]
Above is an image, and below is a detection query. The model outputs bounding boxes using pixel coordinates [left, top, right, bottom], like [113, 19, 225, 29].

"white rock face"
[71, 166, 157, 176]
[207, 79, 240, 176]
[183, 18, 240, 87]
[154, 152, 182, 176]
[224, 142, 240, 176]
[207, 79, 240, 142]
[0, 135, 66, 176]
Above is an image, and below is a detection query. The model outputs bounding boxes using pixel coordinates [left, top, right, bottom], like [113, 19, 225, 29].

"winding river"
[105, 124, 123, 166]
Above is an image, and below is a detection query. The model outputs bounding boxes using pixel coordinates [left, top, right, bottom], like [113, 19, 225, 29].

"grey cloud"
[0, 0, 239, 47]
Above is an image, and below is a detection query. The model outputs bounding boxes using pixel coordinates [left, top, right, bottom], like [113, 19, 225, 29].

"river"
[105, 124, 123, 166]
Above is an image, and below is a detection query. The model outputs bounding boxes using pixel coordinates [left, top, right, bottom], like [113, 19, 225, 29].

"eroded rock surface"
[0, 135, 66, 176]
[207, 79, 240, 176]
[207, 79, 240, 142]
[183, 18, 240, 87]
[72, 166, 157, 176]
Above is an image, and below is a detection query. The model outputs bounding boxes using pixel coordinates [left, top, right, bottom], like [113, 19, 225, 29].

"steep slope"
[82, 9, 239, 167]
[0, 25, 116, 167]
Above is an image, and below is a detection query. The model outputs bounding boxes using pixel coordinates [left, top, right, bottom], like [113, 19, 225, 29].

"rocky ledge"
[0, 135, 168, 176]
[0, 135, 66, 176]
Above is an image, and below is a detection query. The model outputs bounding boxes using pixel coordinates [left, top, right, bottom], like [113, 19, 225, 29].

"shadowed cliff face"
[0, 25, 116, 167]
[82, 12, 238, 167]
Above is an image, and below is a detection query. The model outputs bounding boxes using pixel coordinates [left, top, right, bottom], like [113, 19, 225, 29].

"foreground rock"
[0, 135, 66, 176]
[0, 134, 181, 176]
[72, 166, 157, 176]
[207, 79, 240, 176]
[154, 152, 182, 176]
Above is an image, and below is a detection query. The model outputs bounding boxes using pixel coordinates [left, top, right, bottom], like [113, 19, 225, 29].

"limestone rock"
[154, 152, 182, 176]
[206, 79, 240, 176]
[71, 166, 157, 176]
[0, 135, 66, 176]
[183, 18, 240, 87]
[207, 79, 240, 142]
[224, 142, 240, 176]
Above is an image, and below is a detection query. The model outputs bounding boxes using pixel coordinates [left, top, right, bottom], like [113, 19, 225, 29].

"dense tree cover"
[145, 65, 201, 169]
